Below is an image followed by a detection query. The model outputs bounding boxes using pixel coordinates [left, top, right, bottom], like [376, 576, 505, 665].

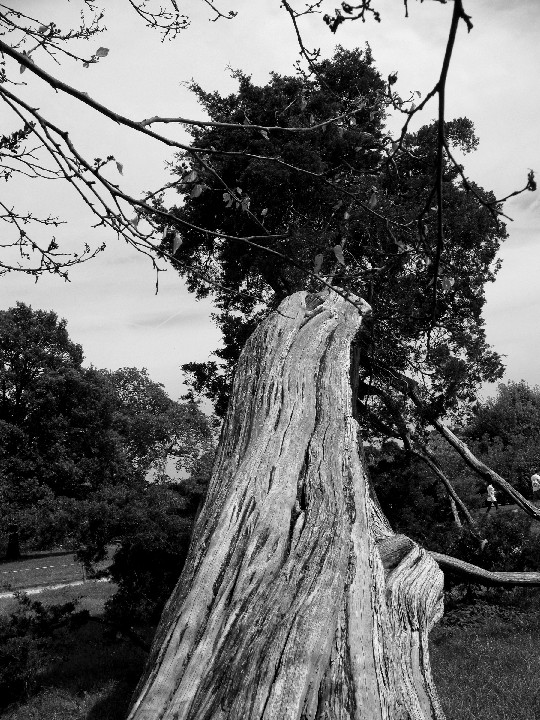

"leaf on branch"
[190, 184, 204, 198]
[172, 232, 183, 254]
[260, 129, 269, 140]
[441, 277, 455, 292]
[368, 188, 378, 209]
[19, 51, 34, 73]
[314, 253, 324, 274]
[130, 215, 140, 228]
[37, 24, 50, 34]
[309, 114, 315, 125]
[83, 62, 90, 69]
[184, 170, 198, 184]
[241, 196, 251, 212]
[236, 187, 243, 195]
[333, 244, 346, 266]
[95, 47, 110, 58]
[261, 208, 268, 217]
[332, 199, 343, 211]
[116, 162, 123, 175]
[223, 192, 233, 208]
[527, 169, 536, 191]
[162, 224, 169, 239]
[299, 94, 307, 111]
[344, 210, 350, 220]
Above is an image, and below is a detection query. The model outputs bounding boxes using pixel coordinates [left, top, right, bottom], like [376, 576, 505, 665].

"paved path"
[0, 553, 85, 591]
[0, 577, 110, 600]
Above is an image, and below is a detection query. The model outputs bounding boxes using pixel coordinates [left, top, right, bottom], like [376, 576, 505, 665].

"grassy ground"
[2, 582, 539, 718]
[431, 592, 540, 720]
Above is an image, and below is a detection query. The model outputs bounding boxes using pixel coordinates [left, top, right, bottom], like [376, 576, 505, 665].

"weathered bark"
[128, 290, 445, 720]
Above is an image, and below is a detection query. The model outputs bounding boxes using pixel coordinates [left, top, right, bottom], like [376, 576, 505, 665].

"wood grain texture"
[128, 290, 445, 720]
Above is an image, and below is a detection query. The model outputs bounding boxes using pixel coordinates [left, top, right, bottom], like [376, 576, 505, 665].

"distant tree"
[0, 305, 214, 562]
[0, 303, 123, 501]
[106, 367, 213, 483]
[465, 381, 540, 498]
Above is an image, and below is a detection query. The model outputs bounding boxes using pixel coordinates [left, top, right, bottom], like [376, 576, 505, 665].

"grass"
[430, 594, 540, 720]
[2, 582, 539, 718]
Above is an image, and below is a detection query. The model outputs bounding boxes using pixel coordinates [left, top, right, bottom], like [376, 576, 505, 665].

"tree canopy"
[167, 48, 505, 430]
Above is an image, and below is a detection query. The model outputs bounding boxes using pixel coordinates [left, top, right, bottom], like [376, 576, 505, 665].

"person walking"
[531, 471, 540, 501]
[485, 483, 498, 514]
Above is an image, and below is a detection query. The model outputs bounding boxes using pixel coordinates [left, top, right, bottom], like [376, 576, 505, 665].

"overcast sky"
[1, 0, 539, 402]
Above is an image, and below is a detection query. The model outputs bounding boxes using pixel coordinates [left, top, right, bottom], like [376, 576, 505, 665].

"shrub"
[0, 593, 88, 708]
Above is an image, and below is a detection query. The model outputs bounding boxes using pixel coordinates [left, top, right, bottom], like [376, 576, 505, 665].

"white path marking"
[0, 577, 110, 600]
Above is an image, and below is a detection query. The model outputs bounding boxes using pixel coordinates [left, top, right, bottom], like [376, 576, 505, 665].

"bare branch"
[431, 551, 540, 587]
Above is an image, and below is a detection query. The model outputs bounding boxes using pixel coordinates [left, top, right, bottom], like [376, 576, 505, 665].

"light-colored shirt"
[531, 474, 540, 491]
[486, 484, 497, 502]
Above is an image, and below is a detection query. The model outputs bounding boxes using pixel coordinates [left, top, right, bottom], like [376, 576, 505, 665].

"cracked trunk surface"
[128, 290, 445, 720]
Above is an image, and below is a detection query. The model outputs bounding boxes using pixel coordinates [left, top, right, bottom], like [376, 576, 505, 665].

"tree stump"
[128, 290, 445, 720]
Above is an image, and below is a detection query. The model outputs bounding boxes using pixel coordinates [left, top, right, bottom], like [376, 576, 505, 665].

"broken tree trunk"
[128, 290, 445, 720]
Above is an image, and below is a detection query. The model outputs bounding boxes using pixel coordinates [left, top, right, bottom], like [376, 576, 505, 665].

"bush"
[445, 512, 540, 574]
[0, 593, 88, 708]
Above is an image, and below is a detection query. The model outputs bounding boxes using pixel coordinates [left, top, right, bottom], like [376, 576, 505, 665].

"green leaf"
[241, 196, 251, 212]
[95, 47, 109, 58]
[261, 208, 268, 217]
[314, 253, 324, 274]
[116, 162, 123, 175]
[191, 184, 204, 198]
[184, 170, 198, 184]
[260, 129, 269, 140]
[333, 245, 346, 266]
